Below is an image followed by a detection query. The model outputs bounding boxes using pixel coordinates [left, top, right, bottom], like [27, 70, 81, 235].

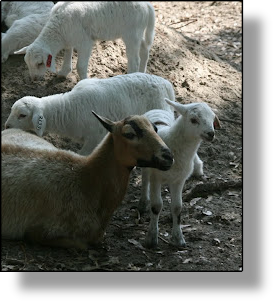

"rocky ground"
[1, 1, 242, 271]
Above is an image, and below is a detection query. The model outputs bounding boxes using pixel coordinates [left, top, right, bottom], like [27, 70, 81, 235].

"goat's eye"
[123, 133, 136, 140]
[191, 118, 199, 124]
[18, 114, 27, 119]
[37, 63, 44, 67]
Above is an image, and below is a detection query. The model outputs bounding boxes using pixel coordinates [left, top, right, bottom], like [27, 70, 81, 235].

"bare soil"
[1, 1, 242, 271]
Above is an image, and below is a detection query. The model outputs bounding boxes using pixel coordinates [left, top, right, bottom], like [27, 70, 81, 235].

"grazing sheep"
[14, 1, 155, 80]
[139, 99, 221, 248]
[1, 128, 57, 151]
[5, 73, 174, 155]
[1, 1, 54, 63]
[2, 112, 174, 249]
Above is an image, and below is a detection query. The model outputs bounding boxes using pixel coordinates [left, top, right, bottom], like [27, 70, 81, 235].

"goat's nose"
[162, 148, 174, 163]
[5, 123, 10, 129]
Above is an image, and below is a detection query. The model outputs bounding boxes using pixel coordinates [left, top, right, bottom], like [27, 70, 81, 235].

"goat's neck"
[84, 134, 132, 231]
[167, 116, 201, 158]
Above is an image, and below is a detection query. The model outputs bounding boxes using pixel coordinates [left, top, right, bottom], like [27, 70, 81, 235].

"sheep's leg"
[138, 168, 150, 215]
[192, 153, 205, 178]
[145, 179, 162, 248]
[57, 47, 73, 78]
[169, 182, 186, 247]
[76, 40, 94, 80]
[139, 39, 151, 73]
[124, 36, 141, 73]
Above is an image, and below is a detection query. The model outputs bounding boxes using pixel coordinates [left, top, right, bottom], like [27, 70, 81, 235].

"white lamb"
[1, 128, 57, 151]
[1, 1, 54, 63]
[5, 73, 174, 155]
[14, 1, 155, 80]
[139, 99, 221, 248]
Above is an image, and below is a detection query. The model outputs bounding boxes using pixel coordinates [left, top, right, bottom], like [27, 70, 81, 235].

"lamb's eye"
[191, 118, 199, 124]
[18, 114, 27, 119]
[123, 133, 136, 140]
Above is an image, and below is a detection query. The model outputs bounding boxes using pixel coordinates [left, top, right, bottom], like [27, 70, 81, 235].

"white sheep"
[2, 112, 173, 249]
[1, 1, 54, 63]
[14, 1, 155, 80]
[139, 99, 221, 248]
[5, 73, 175, 155]
[1, 128, 57, 151]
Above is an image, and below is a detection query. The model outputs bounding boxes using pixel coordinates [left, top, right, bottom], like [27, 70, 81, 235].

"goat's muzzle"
[137, 147, 174, 171]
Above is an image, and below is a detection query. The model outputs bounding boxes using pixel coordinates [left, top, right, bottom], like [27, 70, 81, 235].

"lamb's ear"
[32, 110, 46, 137]
[44, 53, 56, 73]
[92, 111, 115, 133]
[214, 115, 221, 129]
[14, 46, 29, 55]
[165, 98, 185, 113]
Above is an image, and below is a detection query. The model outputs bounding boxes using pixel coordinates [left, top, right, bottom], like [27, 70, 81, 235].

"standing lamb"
[1, 1, 54, 63]
[2, 112, 174, 249]
[5, 73, 174, 155]
[139, 99, 221, 248]
[14, 2, 155, 80]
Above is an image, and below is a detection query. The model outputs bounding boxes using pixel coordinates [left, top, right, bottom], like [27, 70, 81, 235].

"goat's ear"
[214, 115, 221, 129]
[14, 46, 29, 55]
[32, 109, 46, 137]
[92, 111, 115, 133]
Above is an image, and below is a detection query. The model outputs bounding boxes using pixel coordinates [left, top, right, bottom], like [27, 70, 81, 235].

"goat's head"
[165, 98, 221, 142]
[92, 111, 174, 171]
[5, 96, 46, 137]
[14, 44, 55, 81]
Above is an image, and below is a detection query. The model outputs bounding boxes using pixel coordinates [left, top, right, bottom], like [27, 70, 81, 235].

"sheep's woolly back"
[6, 73, 175, 154]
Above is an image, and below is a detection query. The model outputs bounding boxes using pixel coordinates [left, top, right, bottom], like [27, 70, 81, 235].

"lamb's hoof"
[144, 234, 158, 249]
[170, 237, 186, 248]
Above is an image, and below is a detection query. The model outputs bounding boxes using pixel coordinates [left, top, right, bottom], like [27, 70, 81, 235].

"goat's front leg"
[169, 182, 186, 247]
[192, 153, 204, 178]
[138, 168, 150, 215]
[124, 35, 141, 73]
[57, 47, 73, 78]
[145, 178, 162, 248]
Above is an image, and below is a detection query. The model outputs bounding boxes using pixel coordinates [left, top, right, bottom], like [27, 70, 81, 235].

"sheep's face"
[165, 99, 221, 142]
[92, 112, 174, 171]
[24, 47, 54, 81]
[5, 97, 46, 137]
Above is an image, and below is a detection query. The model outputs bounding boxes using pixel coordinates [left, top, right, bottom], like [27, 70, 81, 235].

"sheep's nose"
[207, 131, 215, 140]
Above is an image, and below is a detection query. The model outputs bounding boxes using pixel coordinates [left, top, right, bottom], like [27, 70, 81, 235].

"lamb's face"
[5, 97, 38, 131]
[185, 103, 221, 142]
[24, 47, 48, 81]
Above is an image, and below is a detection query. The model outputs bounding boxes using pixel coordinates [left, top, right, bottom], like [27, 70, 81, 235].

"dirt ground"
[1, 1, 242, 271]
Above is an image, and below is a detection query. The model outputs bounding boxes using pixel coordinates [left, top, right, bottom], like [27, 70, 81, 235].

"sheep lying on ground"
[5, 73, 174, 155]
[1, 1, 54, 63]
[2, 112, 173, 249]
[1, 128, 57, 151]
[14, 2, 155, 80]
[139, 99, 221, 248]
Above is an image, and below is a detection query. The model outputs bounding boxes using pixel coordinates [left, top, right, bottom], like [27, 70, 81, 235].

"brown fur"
[2, 114, 173, 249]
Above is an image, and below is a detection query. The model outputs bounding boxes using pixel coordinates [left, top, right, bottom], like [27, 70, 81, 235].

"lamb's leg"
[57, 47, 73, 78]
[124, 35, 141, 73]
[192, 153, 204, 177]
[169, 182, 186, 247]
[138, 168, 150, 214]
[76, 40, 94, 80]
[139, 39, 151, 73]
[145, 178, 162, 248]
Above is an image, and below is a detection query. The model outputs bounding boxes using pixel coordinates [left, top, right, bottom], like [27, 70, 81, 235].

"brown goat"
[1, 112, 173, 249]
